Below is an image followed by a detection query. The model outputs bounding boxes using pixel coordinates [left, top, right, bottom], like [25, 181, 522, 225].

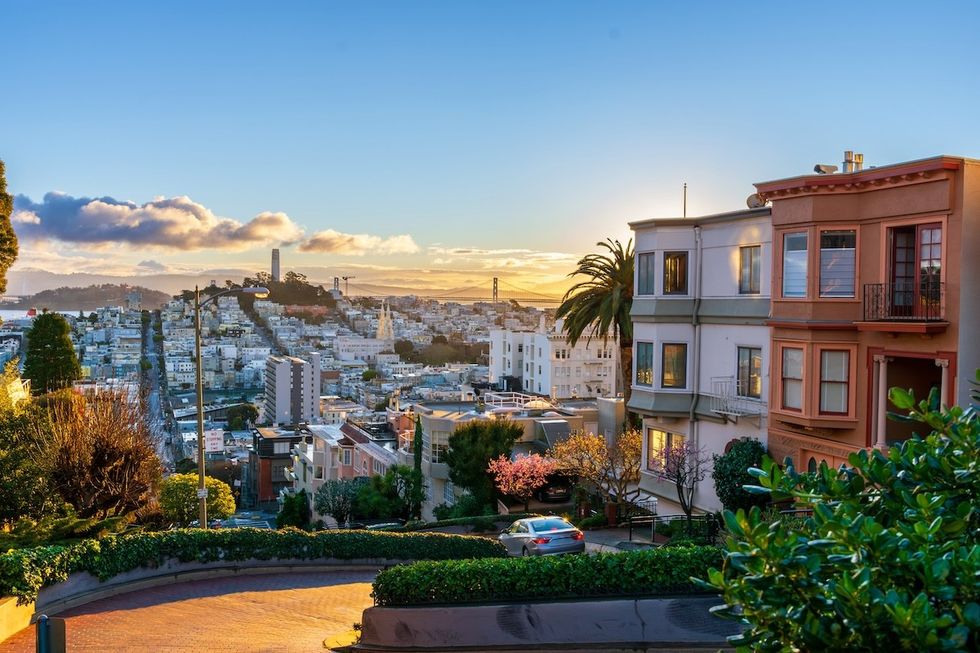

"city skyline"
[3, 1, 980, 294]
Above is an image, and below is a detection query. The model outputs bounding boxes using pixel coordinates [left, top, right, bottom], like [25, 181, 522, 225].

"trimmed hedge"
[372, 545, 722, 606]
[0, 528, 506, 604]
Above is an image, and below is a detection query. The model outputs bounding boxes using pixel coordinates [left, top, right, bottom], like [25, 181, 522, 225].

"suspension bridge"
[343, 277, 564, 304]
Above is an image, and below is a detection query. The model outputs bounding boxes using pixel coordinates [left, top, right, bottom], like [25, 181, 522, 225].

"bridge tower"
[492, 277, 498, 303]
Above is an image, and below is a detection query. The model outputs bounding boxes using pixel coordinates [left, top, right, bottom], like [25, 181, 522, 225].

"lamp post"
[194, 285, 269, 528]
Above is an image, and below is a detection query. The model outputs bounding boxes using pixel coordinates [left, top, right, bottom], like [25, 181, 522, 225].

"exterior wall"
[630, 208, 772, 513]
[756, 156, 974, 470]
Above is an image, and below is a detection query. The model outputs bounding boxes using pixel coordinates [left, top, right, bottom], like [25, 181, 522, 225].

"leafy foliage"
[41, 391, 161, 518]
[353, 465, 423, 520]
[314, 478, 368, 526]
[705, 387, 979, 652]
[432, 493, 495, 520]
[23, 312, 82, 394]
[712, 438, 769, 513]
[0, 160, 18, 295]
[0, 528, 506, 604]
[372, 545, 721, 606]
[648, 441, 711, 519]
[445, 420, 523, 506]
[555, 238, 633, 402]
[548, 430, 642, 509]
[0, 511, 130, 550]
[0, 402, 63, 526]
[158, 474, 236, 526]
[487, 453, 556, 511]
[276, 490, 312, 529]
[225, 403, 258, 430]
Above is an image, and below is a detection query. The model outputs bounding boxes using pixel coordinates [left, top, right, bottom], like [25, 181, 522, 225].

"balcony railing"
[863, 281, 945, 321]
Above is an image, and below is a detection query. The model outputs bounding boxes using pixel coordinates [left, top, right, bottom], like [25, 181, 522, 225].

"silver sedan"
[499, 517, 586, 556]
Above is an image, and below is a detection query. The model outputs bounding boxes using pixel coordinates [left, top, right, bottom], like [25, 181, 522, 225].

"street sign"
[204, 429, 224, 453]
[196, 488, 209, 499]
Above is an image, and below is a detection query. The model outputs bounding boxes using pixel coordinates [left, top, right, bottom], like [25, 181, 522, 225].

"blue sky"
[3, 1, 979, 293]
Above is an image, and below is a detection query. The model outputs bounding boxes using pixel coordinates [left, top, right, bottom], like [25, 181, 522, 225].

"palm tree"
[555, 238, 634, 407]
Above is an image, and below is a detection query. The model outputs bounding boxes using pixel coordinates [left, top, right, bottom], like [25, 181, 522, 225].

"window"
[782, 233, 808, 297]
[819, 350, 849, 414]
[342, 449, 351, 466]
[635, 342, 653, 386]
[443, 481, 455, 505]
[661, 343, 687, 388]
[781, 347, 804, 410]
[637, 253, 656, 295]
[663, 252, 688, 294]
[737, 346, 762, 398]
[432, 430, 450, 463]
[273, 441, 290, 455]
[646, 428, 686, 469]
[739, 246, 761, 294]
[819, 230, 856, 297]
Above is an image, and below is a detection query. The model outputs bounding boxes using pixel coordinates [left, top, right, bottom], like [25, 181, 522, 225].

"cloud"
[297, 229, 419, 256]
[137, 259, 169, 272]
[426, 245, 580, 270]
[12, 192, 304, 251]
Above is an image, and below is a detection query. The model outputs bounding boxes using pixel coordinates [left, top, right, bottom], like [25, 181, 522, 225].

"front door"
[890, 223, 941, 318]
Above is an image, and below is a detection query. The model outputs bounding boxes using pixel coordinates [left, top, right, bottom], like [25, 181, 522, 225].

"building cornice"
[754, 156, 964, 201]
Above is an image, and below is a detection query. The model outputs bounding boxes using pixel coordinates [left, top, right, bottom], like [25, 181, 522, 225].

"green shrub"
[372, 545, 721, 606]
[574, 513, 607, 530]
[711, 437, 769, 513]
[0, 528, 505, 604]
[704, 386, 980, 652]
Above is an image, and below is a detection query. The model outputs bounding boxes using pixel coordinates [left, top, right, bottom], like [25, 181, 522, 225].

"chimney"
[853, 153, 864, 171]
[843, 151, 854, 173]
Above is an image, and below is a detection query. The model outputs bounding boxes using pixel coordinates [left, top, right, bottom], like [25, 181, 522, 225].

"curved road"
[0, 571, 376, 652]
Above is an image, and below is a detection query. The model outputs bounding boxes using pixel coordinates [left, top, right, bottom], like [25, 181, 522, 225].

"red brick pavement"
[0, 571, 376, 652]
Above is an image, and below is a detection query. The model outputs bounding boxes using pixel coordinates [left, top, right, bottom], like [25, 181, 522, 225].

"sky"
[3, 0, 980, 296]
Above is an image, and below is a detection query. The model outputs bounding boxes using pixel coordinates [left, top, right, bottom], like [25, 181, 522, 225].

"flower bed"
[372, 545, 721, 606]
[0, 527, 506, 604]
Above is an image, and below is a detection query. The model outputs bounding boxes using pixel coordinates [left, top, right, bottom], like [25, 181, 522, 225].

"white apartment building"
[264, 353, 321, 426]
[334, 335, 392, 363]
[629, 207, 771, 511]
[489, 322, 618, 399]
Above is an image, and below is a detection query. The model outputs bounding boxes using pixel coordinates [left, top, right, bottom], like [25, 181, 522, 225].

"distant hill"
[7, 284, 172, 311]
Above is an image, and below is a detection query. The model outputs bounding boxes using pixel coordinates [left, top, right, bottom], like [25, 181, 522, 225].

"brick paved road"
[0, 571, 376, 652]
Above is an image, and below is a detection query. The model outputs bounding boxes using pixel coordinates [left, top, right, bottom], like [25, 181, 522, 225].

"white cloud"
[298, 229, 420, 256]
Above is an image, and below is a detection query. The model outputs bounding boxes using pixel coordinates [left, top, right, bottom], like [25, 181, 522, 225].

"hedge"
[403, 513, 542, 532]
[372, 545, 722, 606]
[0, 528, 506, 604]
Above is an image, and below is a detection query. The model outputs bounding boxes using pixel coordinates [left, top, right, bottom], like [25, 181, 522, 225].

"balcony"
[707, 377, 765, 425]
[860, 281, 948, 334]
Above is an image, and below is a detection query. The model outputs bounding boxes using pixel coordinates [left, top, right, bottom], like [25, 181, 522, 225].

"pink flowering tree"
[487, 453, 557, 512]
[648, 442, 711, 520]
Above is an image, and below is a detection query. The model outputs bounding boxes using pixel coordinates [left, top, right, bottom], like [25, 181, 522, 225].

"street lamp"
[194, 285, 269, 528]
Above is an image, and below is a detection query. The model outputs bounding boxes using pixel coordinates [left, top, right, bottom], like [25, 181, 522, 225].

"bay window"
[819, 230, 856, 297]
[819, 350, 849, 414]
[782, 233, 808, 297]
[781, 347, 803, 410]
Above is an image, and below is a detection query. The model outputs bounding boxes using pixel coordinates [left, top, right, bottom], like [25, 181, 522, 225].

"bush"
[276, 490, 311, 529]
[0, 528, 506, 604]
[372, 545, 722, 606]
[433, 493, 495, 520]
[705, 386, 980, 652]
[575, 513, 607, 530]
[711, 437, 768, 513]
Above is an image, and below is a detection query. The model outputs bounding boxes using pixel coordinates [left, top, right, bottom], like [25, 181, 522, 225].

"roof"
[629, 206, 771, 230]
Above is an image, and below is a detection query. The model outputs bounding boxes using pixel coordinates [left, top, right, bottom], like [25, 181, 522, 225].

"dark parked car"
[498, 516, 585, 556]
[536, 481, 573, 503]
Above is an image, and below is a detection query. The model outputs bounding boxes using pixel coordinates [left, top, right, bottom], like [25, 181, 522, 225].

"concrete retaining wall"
[0, 557, 388, 644]
[356, 596, 741, 651]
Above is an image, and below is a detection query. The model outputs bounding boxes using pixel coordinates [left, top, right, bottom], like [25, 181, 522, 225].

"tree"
[705, 385, 979, 652]
[314, 477, 368, 526]
[549, 430, 642, 514]
[712, 437, 769, 513]
[487, 454, 557, 512]
[555, 239, 633, 404]
[431, 334, 449, 345]
[40, 391, 162, 518]
[159, 473, 236, 526]
[0, 160, 19, 295]
[0, 404, 64, 526]
[277, 489, 311, 529]
[648, 441, 711, 520]
[409, 416, 424, 520]
[23, 312, 82, 394]
[445, 420, 524, 507]
[362, 369, 379, 382]
[353, 465, 422, 521]
[226, 403, 259, 430]
[394, 339, 414, 356]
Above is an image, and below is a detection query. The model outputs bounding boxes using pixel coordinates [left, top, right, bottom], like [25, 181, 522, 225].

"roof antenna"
[683, 182, 687, 218]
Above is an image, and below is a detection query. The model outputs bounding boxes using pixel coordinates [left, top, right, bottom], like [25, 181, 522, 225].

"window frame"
[736, 346, 763, 399]
[646, 428, 687, 470]
[637, 252, 656, 296]
[635, 341, 654, 387]
[818, 229, 857, 298]
[779, 345, 805, 412]
[660, 343, 688, 389]
[781, 232, 809, 299]
[662, 251, 689, 295]
[815, 345, 855, 417]
[739, 245, 762, 295]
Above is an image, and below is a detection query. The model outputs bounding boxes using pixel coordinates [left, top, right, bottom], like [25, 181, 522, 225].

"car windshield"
[530, 518, 574, 532]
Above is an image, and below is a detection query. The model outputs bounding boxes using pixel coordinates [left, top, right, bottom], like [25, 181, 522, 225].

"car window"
[530, 518, 574, 532]
[516, 522, 529, 533]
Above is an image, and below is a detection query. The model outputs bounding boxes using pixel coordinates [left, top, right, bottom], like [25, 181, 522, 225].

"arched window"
[807, 457, 817, 473]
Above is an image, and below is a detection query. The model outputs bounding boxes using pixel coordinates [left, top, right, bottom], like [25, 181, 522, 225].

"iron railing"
[863, 280, 945, 321]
